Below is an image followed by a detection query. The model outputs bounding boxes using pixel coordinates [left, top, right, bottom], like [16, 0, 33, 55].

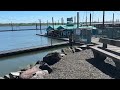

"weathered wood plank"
[99, 38, 120, 47]
[89, 46, 120, 60]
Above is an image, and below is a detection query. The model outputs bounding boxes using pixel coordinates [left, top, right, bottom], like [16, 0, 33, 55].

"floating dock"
[0, 42, 69, 58]
[36, 34, 69, 41]
[0, 28, 47, 32]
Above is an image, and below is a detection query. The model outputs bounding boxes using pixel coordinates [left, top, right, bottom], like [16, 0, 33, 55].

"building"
[46, 17, 97, 44]
[46, 17, 76, 38]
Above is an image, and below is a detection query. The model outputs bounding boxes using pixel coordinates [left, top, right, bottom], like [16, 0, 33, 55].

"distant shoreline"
[0, 23, 66, 26]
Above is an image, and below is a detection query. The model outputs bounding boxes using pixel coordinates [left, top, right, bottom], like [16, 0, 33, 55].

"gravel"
[44, 49, 116, 79]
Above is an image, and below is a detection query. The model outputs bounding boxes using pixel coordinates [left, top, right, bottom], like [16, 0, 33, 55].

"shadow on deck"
[86, 58, 120, 79]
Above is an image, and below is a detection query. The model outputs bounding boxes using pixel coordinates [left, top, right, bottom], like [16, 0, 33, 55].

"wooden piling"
[39, 19, 42, 34]
[102, 11, 105, 36]
[86, 11, 87, 26]
[90, 13, 91, 26]
[77, 12, 79, 28]
[112, 13, 114, 39]
[74, 16, 76, 24]
[47, 20, 48, 27]
[11, 22, 13, 31]
[51, 17, 54, 46]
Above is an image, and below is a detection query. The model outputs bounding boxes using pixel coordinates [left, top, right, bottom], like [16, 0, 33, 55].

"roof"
[46, 25, 64, 30]
[79, 26, 97, 29]
[46, 25, 97, 31]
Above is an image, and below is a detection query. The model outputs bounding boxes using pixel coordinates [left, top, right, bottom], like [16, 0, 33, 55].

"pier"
[91, 37, 120, 53]
[36, 34, 69, 41]
[0, 42, 69, 58]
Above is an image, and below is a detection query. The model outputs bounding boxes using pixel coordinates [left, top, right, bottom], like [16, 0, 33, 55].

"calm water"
[0, 25, 47, 31]
[0, 25, 65, 77]
[0, 26, 64, 51]
[0, 46, 68, 77]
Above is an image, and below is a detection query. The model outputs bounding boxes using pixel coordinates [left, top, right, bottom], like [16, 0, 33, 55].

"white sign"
[76, 29, 81, 35]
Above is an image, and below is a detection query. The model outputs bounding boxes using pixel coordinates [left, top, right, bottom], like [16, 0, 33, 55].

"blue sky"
[0, 11, 119, 23]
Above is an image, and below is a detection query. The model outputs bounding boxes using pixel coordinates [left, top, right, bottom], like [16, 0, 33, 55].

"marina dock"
[91, 37, 120, 55]
[36, 34, 69, 41]
[0, 42, 69, 58]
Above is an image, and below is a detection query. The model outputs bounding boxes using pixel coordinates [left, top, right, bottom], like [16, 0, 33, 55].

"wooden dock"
[0, 42, 69, 58]
[36, 34, 69, 41]
[91, 37, 120, 54]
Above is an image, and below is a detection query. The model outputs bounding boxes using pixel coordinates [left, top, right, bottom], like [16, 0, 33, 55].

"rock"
[20, 64, 34, 71]
[60, 53, 65, 57]
[0, 77, 4, 79]
[35, 61, 52, 73]
[43, 52, 61, 65]
[43, 70, 49, 74]
[20, 68, 27, 71]
[35, 60, 43, 65]
[9, 71, 21, 79]
[4, 75, 10, 79]
[39, 63, 52, 74]
[19, 66, 40, 79]
[75, 47, 82, 52]
[31, 70, 48, 79]
[87, 44, 94, 46]
[61, 48, 73, 55]
[52, 50, 61, 54]
[79, 45, 87, 50]
[69, 47, 75, 53]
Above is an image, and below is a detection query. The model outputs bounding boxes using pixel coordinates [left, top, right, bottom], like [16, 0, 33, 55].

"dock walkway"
[91, 37, 120, 54]
[0, 42, 69, 58]
[36, 34, 69, 41]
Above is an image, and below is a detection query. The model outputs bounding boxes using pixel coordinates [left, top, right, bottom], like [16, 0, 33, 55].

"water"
[0, 26, 64, 51]
[0, 46, 67, 77]
[0, 25, 66, 77]
[0, 25, 47, 31]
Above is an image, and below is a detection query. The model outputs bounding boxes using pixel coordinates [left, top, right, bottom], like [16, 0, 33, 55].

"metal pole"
[51, 17, 54, 46]
[61, 17, 64, 25]
[39, 19, 42, 34]
[36, 23, 37, 35]
[86, 11, 87, 26]
[90, 13, 91, 26]
[113, 13, 114, 25]
[61, 18, 62, 25]
[77, 12, 79, 28]
[98, 18, 99, 23]
[103, 11, 105, 29]
[52, 17, 54, 30]
[63, 18, 64, 25]
[36, 23, 37, 30]
[58, 20, 59, 25]
[47, 20, 48, 27]
[112, 13, 114, 39]
[74, 16, 76, 24]
[11, 22, 13, 31]
[102, 11, 105, 37]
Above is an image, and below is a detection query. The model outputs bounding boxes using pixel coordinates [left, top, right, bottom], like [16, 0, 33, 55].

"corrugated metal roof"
[47, 25, 97, 30]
